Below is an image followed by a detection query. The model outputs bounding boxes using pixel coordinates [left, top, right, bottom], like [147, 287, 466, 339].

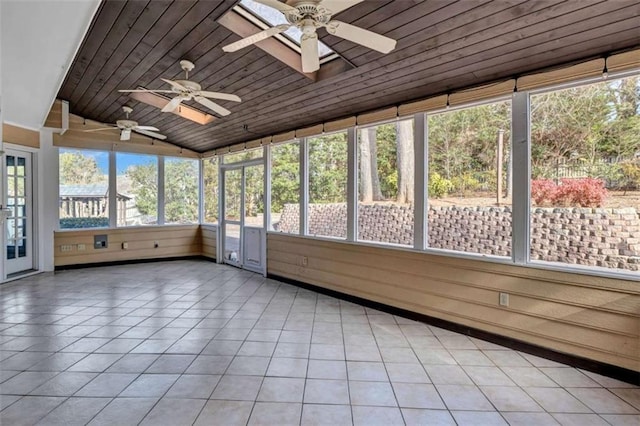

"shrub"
[531, 178, 607, 207]
[59, 217, 109, 229]
[451, 172, 481, 196]
[619, 161, 640, 191]
[428, 172, 453, 198]
[531, 179, 557, 206]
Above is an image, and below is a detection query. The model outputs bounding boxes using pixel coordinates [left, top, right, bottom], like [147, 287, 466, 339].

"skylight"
[237, 0, 335, 59]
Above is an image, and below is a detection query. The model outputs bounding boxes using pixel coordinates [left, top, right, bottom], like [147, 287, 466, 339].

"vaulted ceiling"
[58, 0, 640, 153]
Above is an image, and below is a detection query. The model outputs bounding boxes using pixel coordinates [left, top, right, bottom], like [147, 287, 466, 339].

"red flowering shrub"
[531, 179, 557, 206]
[531, 178, 607, 207]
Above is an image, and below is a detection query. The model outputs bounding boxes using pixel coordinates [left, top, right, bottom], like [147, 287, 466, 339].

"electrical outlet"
[301, 256, 308, 266]
[60, 244, 73, 252]
[77, 244, 86, 251]
[499, 293, 509, 307]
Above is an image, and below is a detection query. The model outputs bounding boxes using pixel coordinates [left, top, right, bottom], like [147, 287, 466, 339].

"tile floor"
[0, 260, 637, 425]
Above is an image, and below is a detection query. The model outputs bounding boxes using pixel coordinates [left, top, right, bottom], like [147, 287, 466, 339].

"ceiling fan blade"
[161, 78, 189, 91]
[120, 129, 131, 141]
[327, 20, 396, 53]
[301, 33, 320, 73]
[134, 128, 167, 140]
[194, 96, 231, 117]
[253, 0, 296, 13]
[162, 96, 184, 113]
[198, 91, 241, 103]
[118, 89, 175, 93]
[83, 126, 118, 133]
[319, 0, 364, 16]
[134, 125, 160, 131]
[222, 25, 289, 52]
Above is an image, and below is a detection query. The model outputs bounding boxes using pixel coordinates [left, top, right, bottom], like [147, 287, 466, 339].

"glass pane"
[59, 149, 110, 229]
[7, 219, 15, 239]
[271, 141, 300, 233]
[17, 157, 25, 176]
[116, 152, 158, 226]
[225, 169, 242, 221]
[223, 148, 262, 164]
[7, 177, 15, 196]
[427, 100, 512, 257]
[358, 119, 414, 246]
[203, 157, 219, 224]
[6, 156, 15, 175]
[224, 223, 241, 263]
[18, 239, 26, 258]
[244, 164, 264, 228]
[7, 241, 16, 259]
[16, 177, 26, 197]
[164, 157, 199, 224]
[530, 75, 640, 272]
[308, 132, 348, 239]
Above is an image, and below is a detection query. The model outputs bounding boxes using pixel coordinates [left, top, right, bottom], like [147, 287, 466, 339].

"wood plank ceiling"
[58, 0, 640, 153]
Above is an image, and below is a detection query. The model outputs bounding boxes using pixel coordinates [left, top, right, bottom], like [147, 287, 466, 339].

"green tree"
[164, 159, 199, 223]
[125, 163, 158, 217]
[59, 151, 104, 185]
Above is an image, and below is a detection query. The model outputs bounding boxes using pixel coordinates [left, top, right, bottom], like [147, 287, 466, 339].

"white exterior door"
[5, 149, 33, 275]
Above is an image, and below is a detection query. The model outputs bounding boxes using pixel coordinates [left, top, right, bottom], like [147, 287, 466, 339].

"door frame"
[219, 157, 265, 274]
[2, 145, 39, 279]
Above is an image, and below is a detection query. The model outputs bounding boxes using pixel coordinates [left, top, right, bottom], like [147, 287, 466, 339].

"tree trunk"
[396, 120, 415, 203]
[359, 129, 374, 202]
[368, 128, 383, 201]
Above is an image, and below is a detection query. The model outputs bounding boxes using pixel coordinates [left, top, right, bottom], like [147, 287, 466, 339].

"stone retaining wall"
[274, 203, 640, 271]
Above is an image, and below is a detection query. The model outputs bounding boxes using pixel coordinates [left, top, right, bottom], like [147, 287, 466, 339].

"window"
[58, 148, 110, 229]
[164, 157, 199, 224]
[271, 141, 300, 233]
[307, 132, 348, 239]
[236, 0, 335, 60]
[427, 100, 512, 257]
[116, 153, 158, 226]
[530, 75, 639, 272]
[203, 157, 219, 224]
[223, 147, 262, 164]
[358, 119, 414, 246]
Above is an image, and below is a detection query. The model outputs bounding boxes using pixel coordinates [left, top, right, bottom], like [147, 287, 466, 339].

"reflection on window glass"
[308, 132, 348, 239]
[530, 75, 640, 272]
[203, 157, 219, 224]
[59, 148, 110, 229]
[117, 153, 158, 226]
[271, 141, 300, 233]
[358, 119, 414, 246]
[427, 100, 512, 257]
[164, 157, 199, 224]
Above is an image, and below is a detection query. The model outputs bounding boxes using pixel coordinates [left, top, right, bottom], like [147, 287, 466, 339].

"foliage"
[618, 161, 640, 192]
[125, 162, 158, 217]
[308, 133, 348, 203]
[203, 157, 219, 222]
[271, 142, 300, 212]
[59, 151, 105, 185]
[164, 159, 199, 223]
[59, 217, 109, 229]
[531, 178, 608, 207]
[451, 172, 482, 196]
[428, 172, 453, 198]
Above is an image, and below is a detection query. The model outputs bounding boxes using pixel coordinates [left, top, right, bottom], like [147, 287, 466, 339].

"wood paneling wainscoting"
[201, 224, 217, 260]
[267, 233, 639, 374]
[54, 225, 201, 267]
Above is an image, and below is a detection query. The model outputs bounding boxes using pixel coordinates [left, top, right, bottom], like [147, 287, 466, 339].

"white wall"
[38, 131, 57, 272]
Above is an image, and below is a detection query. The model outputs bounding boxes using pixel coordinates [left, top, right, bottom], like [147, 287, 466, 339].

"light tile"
[194, 400, 253, 425]
[349, 380, 397, 406]
[120, 374, 179, 397]
[140, 398, 205, 426]
[304, 379, 349, 404]
[385, 362, 430, 383]
[257, 377, 305, 402]
[551, 413, 610, 425]
[210, 375, 263, 400]
[524, 387, 592, 413]
[37, 397, 111, 426]
[401, 408, 456, 425]
[393, 383, 446, 409]
[301, 404, 352, 426]
[501, 412, 560, 425]
[308, 359, 347, 380]
[451, 410, 507, 425]
[266, 357, 308, 378]
[88, 398, 159, 426]
[0, 396, 65, 425]
[226, 356, 270, 376]
[436, 384, 494, 411]
[165, 374, 220, 399]
[352, 406, 404, 426]
[481, 385, 543, 412]
[424, 364, 474, 385]
[567, 388, 638, 414]
[248, 402, 302, 426]
[29, 372, 97, 396]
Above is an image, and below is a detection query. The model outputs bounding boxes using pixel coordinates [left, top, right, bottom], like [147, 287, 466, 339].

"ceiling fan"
[119, 60, 241, 116]
[222, 0, 397, 73]
[84, 106, 167, 141]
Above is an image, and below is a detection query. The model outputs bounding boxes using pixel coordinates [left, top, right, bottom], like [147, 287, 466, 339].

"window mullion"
[413, 112, 428, 250]
[347, 127, 357, 242]
[158, 156, 165, 226]
[511, 91, 531, 264]
[108, 151, 117, 228]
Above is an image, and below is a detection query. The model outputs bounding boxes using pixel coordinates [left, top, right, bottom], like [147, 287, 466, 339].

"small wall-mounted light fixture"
[513, 78, 519, 96]
[602, 56, 609, 80]
[445, 94, 450, 110]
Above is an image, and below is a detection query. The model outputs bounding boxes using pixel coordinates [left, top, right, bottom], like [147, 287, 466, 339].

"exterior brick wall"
[275, 203, 640, 271]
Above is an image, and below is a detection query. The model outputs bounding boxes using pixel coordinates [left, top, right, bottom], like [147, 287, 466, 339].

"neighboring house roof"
[60, 184, 130, 200]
